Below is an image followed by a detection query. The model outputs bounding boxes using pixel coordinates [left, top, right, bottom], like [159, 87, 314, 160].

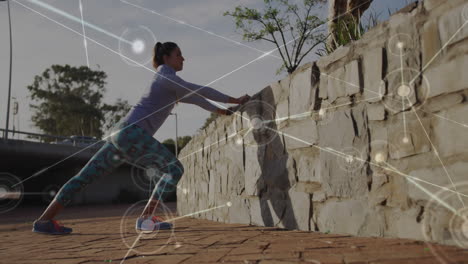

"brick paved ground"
[1, 203, 467, 264]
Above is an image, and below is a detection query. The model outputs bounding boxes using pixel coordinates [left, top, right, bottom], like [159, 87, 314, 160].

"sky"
[0, 0, 416, 142]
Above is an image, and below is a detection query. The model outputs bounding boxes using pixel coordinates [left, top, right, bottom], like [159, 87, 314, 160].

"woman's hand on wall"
[236, 94, 250, 104]
[228, 94, 251, 104]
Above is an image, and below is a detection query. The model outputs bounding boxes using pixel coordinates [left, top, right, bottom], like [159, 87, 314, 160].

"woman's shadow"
[241, 86, 300, 230]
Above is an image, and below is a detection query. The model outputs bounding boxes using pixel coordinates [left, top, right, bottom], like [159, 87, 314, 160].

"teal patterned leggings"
[55, 121, 184, 207]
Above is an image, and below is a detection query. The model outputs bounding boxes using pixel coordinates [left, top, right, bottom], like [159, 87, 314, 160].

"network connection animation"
[1, 0, 468, 263]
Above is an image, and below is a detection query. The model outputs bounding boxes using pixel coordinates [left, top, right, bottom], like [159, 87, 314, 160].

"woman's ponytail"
[152, 42, 163, 69]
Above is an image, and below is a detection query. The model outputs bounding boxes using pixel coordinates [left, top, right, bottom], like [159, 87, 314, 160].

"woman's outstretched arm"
[177, 92, 223, 113]
[166, 74, 235, 103]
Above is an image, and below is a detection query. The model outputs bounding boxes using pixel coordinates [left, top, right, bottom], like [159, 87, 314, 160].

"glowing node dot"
[236, 138, 243, 145]
[182, 188, 188, 194]
[397, 41, 405, 49]
[0, 187, 7, 199]
[113, 154, 120, 160]
[375, 152, 385, 163]
[226, 201, 232, 207]
[398, 84, 411, 97]
[146, 168, 156, 178]
[250, 117, 263, 130]
[318, 108, 325, 116]
[402, 137, 409, 144]
[49, 190, 56, 197]
[141, 219, 155, 230]
[345, 155, 354, 163]
[132, 39, 145, 54]
[174, 242, 182, 248]
[462, 219, 468, 238]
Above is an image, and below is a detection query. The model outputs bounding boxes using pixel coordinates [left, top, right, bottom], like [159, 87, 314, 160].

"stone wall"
[177, 0, 468, 246]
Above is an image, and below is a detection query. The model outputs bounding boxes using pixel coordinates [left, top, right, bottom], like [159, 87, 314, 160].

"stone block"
[294, 182, 322, 194]
[432, 103, 468, 157]
[345, 60, 361, 95]
[367, 103, 386, 121]
[317, 46, 350, 69]
[294, 148, 321, 183]
[275, 98, 289, 127]
[363, 48, 384, 103]
[317, 104, 370, 198]
[438, 5, 468, 47]
[327, 67, 346, 103]
[244, 145, 264, 196]
[422, 19, 441, 66]
[282, 119, 318, 150]
[316, 199, 368, 235]
[423, 92, 464, 113]
[279, 189, 310, 231]
[388, 115, 432, 159]
[248, 197, 264, 226]
[407, 158, 468, 203]
[425, 53, 468, 98]
[228, 197, 251, 225]
[318, 70, 328, 99]
[368, 183, 391, 206]
[424, 0, 445, 11]
[290, 63, 314, 117]
[386, 207, 425, 240]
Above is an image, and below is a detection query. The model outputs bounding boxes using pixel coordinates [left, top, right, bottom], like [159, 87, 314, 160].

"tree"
[162, 136, 193, 155]
[177, 135, 192, 150]
[102, 98, 132, 132]
[27, 64, 130, 140]
[224, 0, 327, 75]
[325, 0, 373, 53]
[319, 0, 377, 55]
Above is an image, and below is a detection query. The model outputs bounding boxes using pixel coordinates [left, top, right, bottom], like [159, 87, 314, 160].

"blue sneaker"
[135, 215, 173, 232]
[32, 219, 72, 235]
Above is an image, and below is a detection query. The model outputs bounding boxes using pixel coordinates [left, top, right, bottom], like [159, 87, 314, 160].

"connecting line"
[402, 96, 408, 137]
[428, 112, 468, 128]
[122, 159, 184, 192]
[121, 0, 373, 63]
[383, 161, 463, 218]
[26, 0, 132, 45]
[119, 0, 282, 60]
[309, 65, 467, 133]
[399, 49, 408, 140]
[120, 174, 167, 264]
[0, 192, 54, 199]
[263, 94, 383, 125]
[409, 20, 468, 86]
[78, 0, 89, 68]
[314, 70, 395, 100]
[264, 126, 468, 200]
[142, 127, 253, 178]
[162, 204, 229, 223]
[399, 46, 405, 84]
[156, 126, 251, 171]
[406, 97, 465, 208]
[120, 202, 228, 264]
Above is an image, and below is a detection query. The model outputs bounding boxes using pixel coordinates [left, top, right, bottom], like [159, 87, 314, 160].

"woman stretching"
[32, 41, 251, 235]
